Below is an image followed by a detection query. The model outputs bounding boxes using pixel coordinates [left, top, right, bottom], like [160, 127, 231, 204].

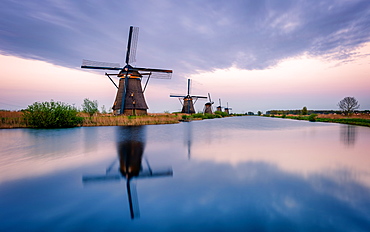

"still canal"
[1, 116, 369, 231]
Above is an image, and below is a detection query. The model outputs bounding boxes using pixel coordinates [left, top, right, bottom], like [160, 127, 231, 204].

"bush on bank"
[23, 100, 83, 128]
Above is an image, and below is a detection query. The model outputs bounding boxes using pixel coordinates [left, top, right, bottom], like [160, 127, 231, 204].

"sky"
[0, 0, 369, 113]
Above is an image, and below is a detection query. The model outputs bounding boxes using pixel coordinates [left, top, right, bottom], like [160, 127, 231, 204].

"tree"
[23, 100, 82, 128]
[101, 105, 107, 114]
[338, 97, 360, 115]
[257, 111, 262, 116]
[82, 98, 99, 117]
[302, 106, 308, 115]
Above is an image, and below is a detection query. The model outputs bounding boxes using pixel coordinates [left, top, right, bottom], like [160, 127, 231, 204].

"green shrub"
[82, 98, 99, 117]
[23, 100, 83, 128]
[182, 115, 191, 120]
[192, 113, 205, 119]
[204, 113, 217, 119]
[214, 111, 228, 117]
[308, 114, 318, 122]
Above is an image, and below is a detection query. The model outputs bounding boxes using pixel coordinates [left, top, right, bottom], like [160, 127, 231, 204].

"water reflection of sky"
[1, 116, 370, 231]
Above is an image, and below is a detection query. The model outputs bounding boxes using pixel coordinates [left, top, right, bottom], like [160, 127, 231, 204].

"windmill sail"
[126, 26, 139, 65]
[81, 59, 122, 70]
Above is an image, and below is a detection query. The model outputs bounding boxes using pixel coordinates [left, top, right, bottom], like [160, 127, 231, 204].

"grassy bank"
[0, 111, 27, 128]
[80, 113, 183, 127]
[265, 114, 370, 127]
[0, 111, 183, 128]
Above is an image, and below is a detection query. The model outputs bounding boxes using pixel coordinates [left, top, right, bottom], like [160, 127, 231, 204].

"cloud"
[1, 0, 370, 78]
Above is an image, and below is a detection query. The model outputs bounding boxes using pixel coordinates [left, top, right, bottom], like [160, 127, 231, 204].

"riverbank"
[2, 111, 370, 128]
[0, 111, 184, 128]
[265, 114, 370, 127]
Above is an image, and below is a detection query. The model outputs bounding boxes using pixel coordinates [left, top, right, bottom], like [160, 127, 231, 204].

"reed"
[0, 111, 185, 128]
[0, 111, 27, 128]
[81, 113, 183, 127]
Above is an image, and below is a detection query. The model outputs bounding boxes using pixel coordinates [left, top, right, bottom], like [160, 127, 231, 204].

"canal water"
[0, 116, 369, 231]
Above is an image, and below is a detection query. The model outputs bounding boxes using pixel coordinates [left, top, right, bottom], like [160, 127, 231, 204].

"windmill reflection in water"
[82, 126, 173, 219]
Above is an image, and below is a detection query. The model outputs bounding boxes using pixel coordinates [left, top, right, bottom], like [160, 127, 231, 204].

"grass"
[80, 113, 183, 126]
[1, 110, 238, 128]
[7, 110, 368, 128]
[0, 111, 27, 128]
[264, 113, 370, 127]
[0, 111, 184, 128]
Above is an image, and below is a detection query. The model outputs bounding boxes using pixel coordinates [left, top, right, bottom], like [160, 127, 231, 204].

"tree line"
[266, 97, 365, 116]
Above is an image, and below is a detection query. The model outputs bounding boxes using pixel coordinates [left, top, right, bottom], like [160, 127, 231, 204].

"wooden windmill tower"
[81, 26, 172, 115]
[203, 93, 214, 114]
[170, 79, 207, 114]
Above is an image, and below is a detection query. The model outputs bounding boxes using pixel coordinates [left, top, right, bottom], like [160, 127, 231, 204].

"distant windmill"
[224, 102, 232, 114]
[203, 93, 214, 114]
[81, 26, 172, 115]
[216, 98, 223, 112]
[170, 79, 207, 114]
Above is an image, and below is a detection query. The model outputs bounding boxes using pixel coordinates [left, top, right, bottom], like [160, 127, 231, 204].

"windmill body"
[81, 26, 172, 115]
[203, 93, 214, 114]
[216, 98, 223, 112]
[113, 72, 148, 115]
[224, 102, 232, 115]
[170, 79, 207, 114]
[182, 96, 196, 114]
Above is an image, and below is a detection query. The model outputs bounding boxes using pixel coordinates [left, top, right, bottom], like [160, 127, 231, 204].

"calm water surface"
[1, 116, 370, 231]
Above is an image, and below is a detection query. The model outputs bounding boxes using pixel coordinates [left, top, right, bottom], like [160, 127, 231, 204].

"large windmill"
[203, 93, 214, 114]
[170, 79, 207, 114]
[81, 26, 172, 115]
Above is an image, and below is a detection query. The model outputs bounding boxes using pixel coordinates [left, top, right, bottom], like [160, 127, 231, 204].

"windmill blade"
[129, 27, 139, 64]
[170, 94, 186, 98]
[126, 179, 140, 219]
[134, 67, 172, 73]
[82, 174, 121, 182]
[145, 72, 172, 79]
[125, 26, 139, 65]
[81, 59, 122, 70]
[137, 169, 173, 178]
[187, 79, 191, 95]
[191, 96, 208, 99]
